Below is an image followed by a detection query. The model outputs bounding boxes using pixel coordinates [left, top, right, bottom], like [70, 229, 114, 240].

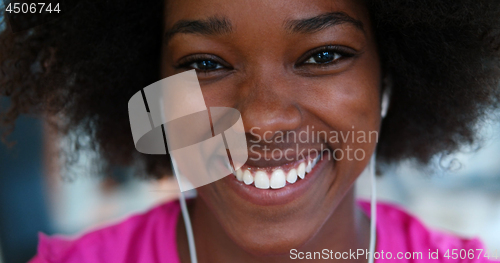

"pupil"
[315, 51, 334, 63]
[199, 60, 217, 70]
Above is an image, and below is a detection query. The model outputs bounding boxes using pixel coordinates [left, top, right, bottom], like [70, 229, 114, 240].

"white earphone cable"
[171, 158, 199, 263]
[179, 191, 198, 263]
[367, 81, 388, 263]
[368, 152, 378, 263]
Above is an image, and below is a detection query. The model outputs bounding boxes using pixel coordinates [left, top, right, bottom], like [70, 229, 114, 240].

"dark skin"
[161, 0, 382, 262]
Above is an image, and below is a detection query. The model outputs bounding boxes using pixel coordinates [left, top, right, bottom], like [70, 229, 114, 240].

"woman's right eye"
[189, 59, 225, 71]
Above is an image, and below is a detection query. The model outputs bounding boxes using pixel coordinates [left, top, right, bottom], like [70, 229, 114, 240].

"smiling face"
[162, 0, 381, 256]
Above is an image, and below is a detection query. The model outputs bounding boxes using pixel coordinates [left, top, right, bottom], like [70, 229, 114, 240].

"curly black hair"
[1, 0, 500, 178]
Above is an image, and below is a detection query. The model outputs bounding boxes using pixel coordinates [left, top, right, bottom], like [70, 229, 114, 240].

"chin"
[225, 219, 322, 256]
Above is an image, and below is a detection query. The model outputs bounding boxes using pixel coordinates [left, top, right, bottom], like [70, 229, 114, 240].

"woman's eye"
[304, 51, 342, 64]
[189, 60, 224, 71]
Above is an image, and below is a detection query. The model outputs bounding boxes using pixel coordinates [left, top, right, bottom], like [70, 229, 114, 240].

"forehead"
[163, 0, 371, 34]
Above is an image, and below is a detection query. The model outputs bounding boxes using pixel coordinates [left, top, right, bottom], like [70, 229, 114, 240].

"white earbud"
[381, 76, 392, 118]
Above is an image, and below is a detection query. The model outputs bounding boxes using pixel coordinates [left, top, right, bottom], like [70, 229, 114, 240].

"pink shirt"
[30, 201, 496, 263]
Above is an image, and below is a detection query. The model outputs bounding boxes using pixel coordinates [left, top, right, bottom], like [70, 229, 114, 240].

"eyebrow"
[284, 12, 364, 34]
[164, 12, 364, 44]
[164, 16, 232, 43]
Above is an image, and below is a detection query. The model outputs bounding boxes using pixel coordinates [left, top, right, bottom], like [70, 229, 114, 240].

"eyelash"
[175, 45, 356, 72]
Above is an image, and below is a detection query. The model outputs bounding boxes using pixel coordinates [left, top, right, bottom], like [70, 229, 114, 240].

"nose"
[236, 68, 302, 143]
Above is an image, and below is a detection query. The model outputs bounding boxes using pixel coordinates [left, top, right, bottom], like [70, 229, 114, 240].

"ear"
[381, 75, 392, 119]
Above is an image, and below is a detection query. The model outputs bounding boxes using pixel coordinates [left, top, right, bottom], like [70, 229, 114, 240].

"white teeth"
[243, 170, 253, 185]
[237, 154, 323, 189]
[254, 171, 270, 189]
[305, 160, 312, 173]
[298, 163, 306, 179]
[235, 169, 243, 181]
[270, 169, 286, 189]
[286, 169, 297, 184]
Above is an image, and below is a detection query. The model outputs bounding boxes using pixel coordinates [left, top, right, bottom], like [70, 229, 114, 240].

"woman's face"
[162, 0, 381, 255]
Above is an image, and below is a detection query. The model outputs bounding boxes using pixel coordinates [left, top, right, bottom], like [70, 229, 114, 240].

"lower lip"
[223, 152, 332, 206]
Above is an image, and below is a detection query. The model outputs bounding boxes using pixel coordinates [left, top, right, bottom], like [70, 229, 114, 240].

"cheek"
[306, 57, 381, 184]
[323, 47, 380, 132]
[305, 69, 381, 135]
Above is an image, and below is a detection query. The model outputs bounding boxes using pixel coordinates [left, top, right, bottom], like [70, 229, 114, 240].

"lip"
[224, 150, 332, 206]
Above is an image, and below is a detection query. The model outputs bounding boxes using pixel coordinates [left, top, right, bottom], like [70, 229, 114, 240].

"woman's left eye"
[304, 51, 342, 64]
[189, 60, 224, 71]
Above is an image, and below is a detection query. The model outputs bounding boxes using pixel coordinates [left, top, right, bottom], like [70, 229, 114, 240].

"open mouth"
[233, 154, 322, 189]
[225, 150, 332, 206]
